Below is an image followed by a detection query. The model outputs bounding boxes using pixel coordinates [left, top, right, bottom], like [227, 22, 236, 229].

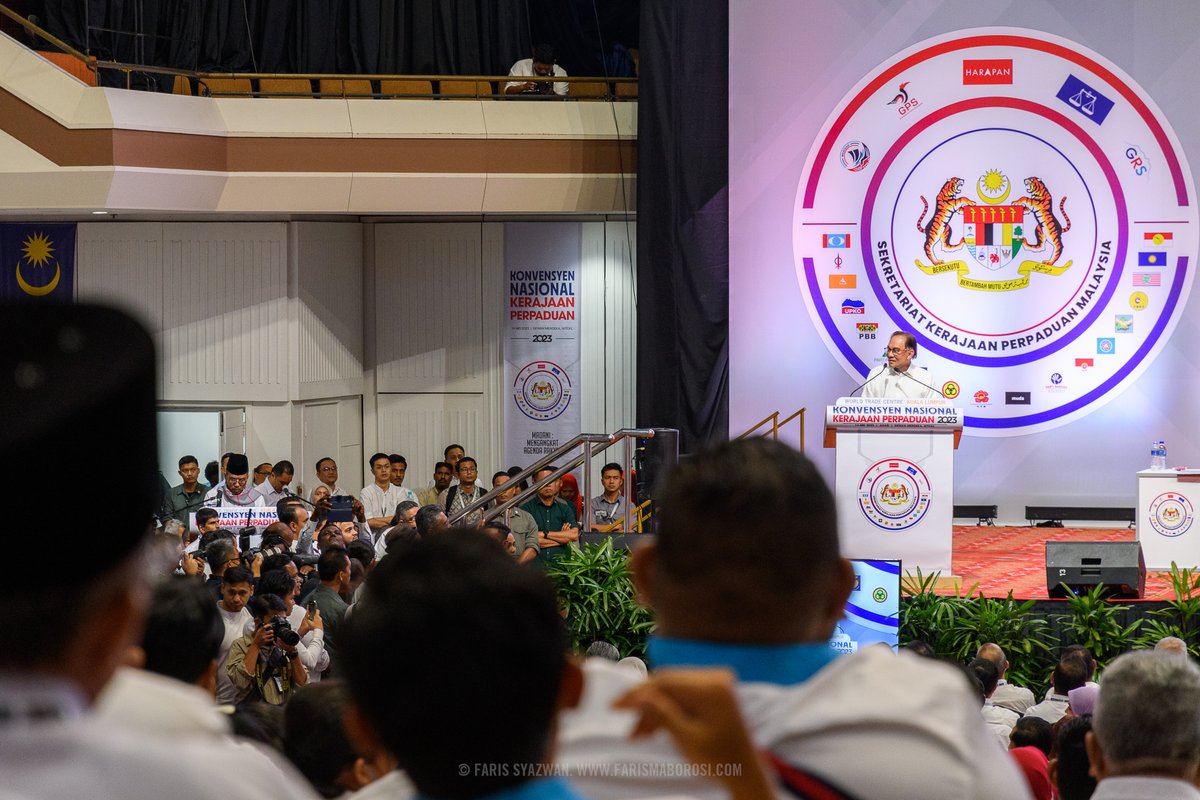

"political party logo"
[794, 27, 1197, 437]
[829, 274, 857, 289]
[1005, 391, 1031, 405]
[962, 59, 1012, 84]
[1115, 315, 1133, 332]
[973, 389, 989, 404]
[1050, 373, 1063, 385]
[840, 141, 870, 171]
[1097, 338, 1115, 354]
[856, 322, 878, 340]
[1126, 146, 1151, 177]
[1056, 75, 1114, 125]
[1075, 358, 1094, 369]
[841, 299, 866, 314]
[1149, 492, 1194, 538]
[824, 233, 851, 248]
[858, 458, 931, 531]
[872, 587, 888, 603]
[512, 361, 573, 421]
[941, 381, 960, 399]
[886, 81, 920, 117]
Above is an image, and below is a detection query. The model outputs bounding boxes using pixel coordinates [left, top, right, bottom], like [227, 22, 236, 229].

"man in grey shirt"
[491, 471, 539, 565]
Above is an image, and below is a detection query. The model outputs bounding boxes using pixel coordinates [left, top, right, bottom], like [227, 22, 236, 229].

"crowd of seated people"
[10, 304, 1199, 800]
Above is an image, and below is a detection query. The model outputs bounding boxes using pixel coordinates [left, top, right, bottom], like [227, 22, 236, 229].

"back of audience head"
[341, 531, 575, 799]
[976, 642, 1008, 674]
[968, 657, 1000, 698]
[141, 577, 224, 691]
[586, 641, 621, 661]
[1154, 635, 1189, 659]
[347, 540, 375, 571]
[1053, 653, 1089, 695]
[1062, 644, 1095, 680]
[207, 538, 240, 576]
[1089, 650, 1200, 781]
[284, 682, 391, 798]
[639, 437, 853, 644]
[1010, 716, 1053, 756]
[231, 702, 286, 751]
[258, 569, 298, 606]
[903, 639, 937, 659]
[1052, 716, 1096, 800]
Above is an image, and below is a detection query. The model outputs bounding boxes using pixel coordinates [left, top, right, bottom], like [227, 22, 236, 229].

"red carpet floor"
[942, 526, 1174, 600]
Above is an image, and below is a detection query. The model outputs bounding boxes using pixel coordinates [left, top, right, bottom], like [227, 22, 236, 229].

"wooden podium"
[824, 398, 962, 575]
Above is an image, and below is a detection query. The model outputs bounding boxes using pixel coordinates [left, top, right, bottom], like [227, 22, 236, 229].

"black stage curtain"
[635, 0, 728, 450]
[37, 0, 635, 76]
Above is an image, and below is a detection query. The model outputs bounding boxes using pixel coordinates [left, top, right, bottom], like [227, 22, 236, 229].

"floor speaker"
[1045, 541, 1145, 598]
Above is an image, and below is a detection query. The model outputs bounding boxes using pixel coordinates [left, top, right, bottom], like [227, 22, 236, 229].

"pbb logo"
[856, 322, 878, 340]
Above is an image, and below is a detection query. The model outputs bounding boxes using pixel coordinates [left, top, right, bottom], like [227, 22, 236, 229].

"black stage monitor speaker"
[1046, 541, 1145, 598]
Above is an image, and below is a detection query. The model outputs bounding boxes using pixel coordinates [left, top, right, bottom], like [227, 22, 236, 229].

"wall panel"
[76, 222, 164, 333]
[374, 223, 485, 393]
[376, 393, 493, 484]
[160, 222, 288, 402]
[294, 222, 364, 398]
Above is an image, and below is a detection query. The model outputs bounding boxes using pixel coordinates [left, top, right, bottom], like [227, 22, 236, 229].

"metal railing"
[0, 4, 95, 69]
[737, 408, 805, 451]
[448, 427, 656, 532]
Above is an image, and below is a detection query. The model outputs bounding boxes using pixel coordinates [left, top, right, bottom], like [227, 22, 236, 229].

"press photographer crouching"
[228, 594, 308, 705]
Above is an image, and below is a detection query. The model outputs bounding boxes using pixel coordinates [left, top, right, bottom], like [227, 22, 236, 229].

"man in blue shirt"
[556, 438, 1028, 800]
[340, 532, 585, 800]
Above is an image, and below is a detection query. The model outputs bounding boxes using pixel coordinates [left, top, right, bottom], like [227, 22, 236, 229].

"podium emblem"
[858, 458, 932, 531]
[1149, 492, 1194, 538]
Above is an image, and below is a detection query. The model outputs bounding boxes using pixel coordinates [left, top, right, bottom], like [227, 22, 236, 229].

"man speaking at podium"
[862, 331, 938, 399]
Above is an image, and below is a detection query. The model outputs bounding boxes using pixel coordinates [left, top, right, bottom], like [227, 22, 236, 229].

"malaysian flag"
[1132, 272, 1161, 287]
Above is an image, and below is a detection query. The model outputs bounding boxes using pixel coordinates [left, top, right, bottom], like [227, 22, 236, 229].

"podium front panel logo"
[858, 458, 931, 531]
[794, 27, 1197, 437]
[1149, 492, 1194, 538]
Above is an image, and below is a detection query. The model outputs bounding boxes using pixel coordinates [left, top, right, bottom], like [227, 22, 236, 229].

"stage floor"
[940, 526, 1173, 600]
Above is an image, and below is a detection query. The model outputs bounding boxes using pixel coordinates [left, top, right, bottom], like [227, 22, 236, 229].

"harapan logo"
[963, 59, 1013, 85]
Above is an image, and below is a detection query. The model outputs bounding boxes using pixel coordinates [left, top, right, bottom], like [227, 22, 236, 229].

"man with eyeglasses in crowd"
[315, 457, 348, 497]
[203, 454, 265, 508]
[439, 457, 486, 526]
[861, 330, 938, 399]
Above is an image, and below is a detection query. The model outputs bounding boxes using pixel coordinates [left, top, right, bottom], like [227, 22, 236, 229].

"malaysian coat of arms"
[914, 170, 1072, 292]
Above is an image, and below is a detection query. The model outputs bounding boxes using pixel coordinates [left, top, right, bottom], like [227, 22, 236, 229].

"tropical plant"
[937, 592, 1058, 690]
[544, 539, 655, 657]
[899, 569, 976, 654]
[1056, 583, 1142, 667]
[1134, 562, 1200, 655]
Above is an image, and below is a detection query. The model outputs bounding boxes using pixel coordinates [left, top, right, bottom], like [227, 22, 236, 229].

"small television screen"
[831, 559, 900, 653]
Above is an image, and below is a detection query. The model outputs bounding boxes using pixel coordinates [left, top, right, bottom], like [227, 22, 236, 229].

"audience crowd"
[7, 309, 1197, 800]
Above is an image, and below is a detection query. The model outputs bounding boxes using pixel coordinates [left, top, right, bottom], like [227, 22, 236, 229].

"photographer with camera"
[228, 594, 308, 705]
[255, 570, 329, 684]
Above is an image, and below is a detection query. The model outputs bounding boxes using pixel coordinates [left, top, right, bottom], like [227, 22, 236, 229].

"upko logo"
[858, 458, 931, 531]
[794, 27, 1197, 437]
[1149, 492, 1194, 538]
[513, 361, 573, 421]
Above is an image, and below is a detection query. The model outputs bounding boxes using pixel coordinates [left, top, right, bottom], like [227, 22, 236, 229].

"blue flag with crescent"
[0, 223, 75, 301]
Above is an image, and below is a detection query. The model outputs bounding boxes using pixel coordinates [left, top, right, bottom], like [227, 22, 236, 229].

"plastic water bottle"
[1151, 440, 1166, 470]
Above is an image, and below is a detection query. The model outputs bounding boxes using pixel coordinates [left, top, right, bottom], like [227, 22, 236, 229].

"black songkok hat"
[226, 453, 249, 475]
[1, 304, 157, 582]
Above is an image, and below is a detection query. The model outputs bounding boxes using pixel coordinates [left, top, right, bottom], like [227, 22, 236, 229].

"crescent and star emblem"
[15, 231, 60, 296]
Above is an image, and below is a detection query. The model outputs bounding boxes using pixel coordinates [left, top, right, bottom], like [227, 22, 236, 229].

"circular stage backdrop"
[794, 27, 1198, 436]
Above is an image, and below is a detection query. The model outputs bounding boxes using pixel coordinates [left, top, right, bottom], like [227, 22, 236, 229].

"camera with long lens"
[269, 616, 300, 647]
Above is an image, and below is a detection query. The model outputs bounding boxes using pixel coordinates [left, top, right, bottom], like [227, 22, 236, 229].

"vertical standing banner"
[504, 223, 582, 470]
[0, 224, 75, 302]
